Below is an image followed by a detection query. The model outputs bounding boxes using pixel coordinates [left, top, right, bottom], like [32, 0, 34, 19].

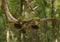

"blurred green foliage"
[0, 0, 60, 42]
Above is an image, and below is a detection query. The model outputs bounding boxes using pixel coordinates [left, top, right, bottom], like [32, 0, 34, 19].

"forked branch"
[1, 0, 57, 28]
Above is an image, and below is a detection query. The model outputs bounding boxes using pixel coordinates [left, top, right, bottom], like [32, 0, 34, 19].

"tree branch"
[1, 0, 18, 23]
[24, 0, 33, 11]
